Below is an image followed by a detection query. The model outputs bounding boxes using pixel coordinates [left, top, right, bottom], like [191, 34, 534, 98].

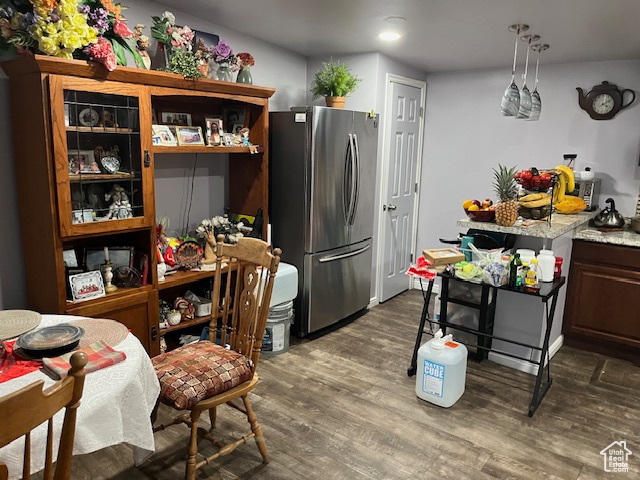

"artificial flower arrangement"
[0, 0, 144, 71]
[151, 10, 204, 78]
[235, 52, 254, 69]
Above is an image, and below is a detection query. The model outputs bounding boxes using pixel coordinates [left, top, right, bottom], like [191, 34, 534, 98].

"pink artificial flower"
[113, 19, 134, 38]
[87, 38, 118, 71]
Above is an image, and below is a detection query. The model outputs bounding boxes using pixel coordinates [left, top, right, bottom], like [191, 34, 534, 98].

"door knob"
[387, 204, 397, 211]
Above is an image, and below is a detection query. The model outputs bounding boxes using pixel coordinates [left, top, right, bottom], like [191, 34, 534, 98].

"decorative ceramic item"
[69, 271, 106, 302]
[236, 52, 255, 85]
[175, 241, 203, 269]
[102, 259, 118, 294]
[167, 310, 182, 326]
[103, 184, 133, 220]
[79, 107, 100, 127]
[212, 39, 235, 81]
[310, 59, 362, 109]
[174, 298, 195, 321]
[157, 261, 167, 282]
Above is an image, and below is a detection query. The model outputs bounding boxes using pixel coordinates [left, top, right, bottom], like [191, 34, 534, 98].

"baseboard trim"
[488, 334, 564, 375]
[412, 278, 440, 294]
[368, 297, 379, 309]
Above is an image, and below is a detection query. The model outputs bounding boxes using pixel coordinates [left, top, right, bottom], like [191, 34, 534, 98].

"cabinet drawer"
[572, 239, 640, 270]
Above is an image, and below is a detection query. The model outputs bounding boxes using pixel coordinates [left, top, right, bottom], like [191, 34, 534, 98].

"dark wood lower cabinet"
[563, 240, 640, 363]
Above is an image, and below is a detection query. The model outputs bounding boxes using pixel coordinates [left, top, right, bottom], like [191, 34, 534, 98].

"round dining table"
[0, 315, 160, 479]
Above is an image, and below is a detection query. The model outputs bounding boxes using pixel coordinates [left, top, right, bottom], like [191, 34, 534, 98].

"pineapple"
[493, 164, 519, 226]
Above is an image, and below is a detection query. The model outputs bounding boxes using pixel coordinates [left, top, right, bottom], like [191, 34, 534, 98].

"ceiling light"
[378, 16, 406, 42]
[378, 31, 402, 41]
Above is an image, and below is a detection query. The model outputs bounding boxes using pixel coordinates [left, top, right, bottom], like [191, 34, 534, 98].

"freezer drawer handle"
[318, 244, 371, 263]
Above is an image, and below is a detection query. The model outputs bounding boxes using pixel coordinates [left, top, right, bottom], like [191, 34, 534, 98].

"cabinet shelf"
[158, 261, 236, 291]
[160, 313, 214, 334]
[66, 126, 138, 134]
[151, 145, 263, 155]
[65, 284, 153, 311]
[69, 172, 138, 182]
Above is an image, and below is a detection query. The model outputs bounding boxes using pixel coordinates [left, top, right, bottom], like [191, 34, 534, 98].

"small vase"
[236, 66, 253, 85]
[216, 63, 232, 82]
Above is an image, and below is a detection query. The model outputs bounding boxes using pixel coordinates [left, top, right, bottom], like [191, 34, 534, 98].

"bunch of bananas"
[520, 192, 551, 208]
[551, 165, 575, 203]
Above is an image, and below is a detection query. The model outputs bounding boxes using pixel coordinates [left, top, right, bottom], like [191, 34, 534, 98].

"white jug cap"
[431, 329, 453, 349]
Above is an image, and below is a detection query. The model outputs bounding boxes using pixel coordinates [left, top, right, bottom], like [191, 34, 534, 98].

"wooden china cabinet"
[2, 55, 275, 356]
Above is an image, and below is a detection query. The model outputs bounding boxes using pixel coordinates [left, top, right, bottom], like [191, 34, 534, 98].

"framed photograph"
[205, 117, 223, 146]
[223, 108, 248, 132]
[161, 112, 192, 126]
[232, 123, 245, 135]
[192, 30, 219, 52]
[68, 150, 100, 174]
[63, 249, 78, 268]
[175, 126, 205, 146]
[84, 246, 134, 272]
[152, 124, 177, 146]
[69, 270, 105, 302]
[223, 133, 235, 146]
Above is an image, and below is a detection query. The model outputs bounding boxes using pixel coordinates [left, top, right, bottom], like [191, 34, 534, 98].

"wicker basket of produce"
[519, 193, 552, 220]
[519, 204, 552, 220]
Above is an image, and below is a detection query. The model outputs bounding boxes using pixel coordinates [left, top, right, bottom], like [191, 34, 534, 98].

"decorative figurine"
[196, 218, 217, 265]
[133, 24, 152, 70]
[103, 184, 133, 220]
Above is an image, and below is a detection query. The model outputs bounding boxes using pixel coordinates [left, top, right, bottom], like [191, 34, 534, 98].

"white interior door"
[379, 81, 423, 303]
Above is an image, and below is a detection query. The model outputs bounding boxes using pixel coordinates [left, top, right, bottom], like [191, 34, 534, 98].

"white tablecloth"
[0, 315, 160, 479]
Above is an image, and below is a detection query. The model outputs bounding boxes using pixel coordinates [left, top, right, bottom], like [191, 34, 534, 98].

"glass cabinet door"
[50, 76, 152, 236]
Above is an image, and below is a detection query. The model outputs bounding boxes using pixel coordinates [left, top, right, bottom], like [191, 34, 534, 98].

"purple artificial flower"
[49, 8, 59, 23]
[213, 39, 232, 63]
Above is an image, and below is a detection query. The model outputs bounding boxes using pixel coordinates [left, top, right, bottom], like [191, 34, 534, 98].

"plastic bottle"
[434, 294, 441, 323]
[521, 262, 529, 287]
[524, 259, 540, 292]
[508, 253, 522, 288]
[538, 249, 556, 282]
[416, 330, 468, 408]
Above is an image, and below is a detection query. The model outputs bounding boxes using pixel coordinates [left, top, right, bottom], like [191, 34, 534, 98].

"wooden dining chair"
[152, 236, 281, 479]
[0, 351, 88, 480]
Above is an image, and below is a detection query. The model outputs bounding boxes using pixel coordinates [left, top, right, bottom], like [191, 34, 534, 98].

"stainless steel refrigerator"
[270, 106, 379, 336]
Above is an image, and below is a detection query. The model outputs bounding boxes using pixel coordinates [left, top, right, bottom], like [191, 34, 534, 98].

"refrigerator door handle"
[349, 133, 361, 226]
[347, 133, 357, 224]
[343, 134, 356, 226]
[318, 244, 371, 263]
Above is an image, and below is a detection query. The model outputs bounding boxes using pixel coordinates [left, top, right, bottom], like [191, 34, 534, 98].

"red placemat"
[0, 341, 42, 384]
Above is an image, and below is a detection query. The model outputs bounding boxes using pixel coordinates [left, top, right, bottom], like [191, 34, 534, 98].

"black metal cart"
[408, 272, 565, 417]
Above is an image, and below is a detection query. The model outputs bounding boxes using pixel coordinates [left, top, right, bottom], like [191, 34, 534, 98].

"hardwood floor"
[64, 291, 640, 479]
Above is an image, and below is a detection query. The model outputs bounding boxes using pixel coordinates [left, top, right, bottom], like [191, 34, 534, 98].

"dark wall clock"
[576, 81, 636, 120]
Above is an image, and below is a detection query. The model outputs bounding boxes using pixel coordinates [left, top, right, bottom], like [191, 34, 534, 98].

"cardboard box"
[422, 248, 465, 266]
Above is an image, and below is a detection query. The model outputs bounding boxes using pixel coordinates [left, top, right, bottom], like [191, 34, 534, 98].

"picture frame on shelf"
[232, 124, 245, 135]
[175, 126, 205, 146]
[69, 270, 105, 302]
[69, 150, 100, 174]
[63, 249, 79, 268]
[152, 124, 177, 146]
[223, 132, 235, 147]
[205, 117, 223, 146]
[84, 246, 134, 272]
[223, 108, 248, 132]
[161, 111, 192, 126]
[71, 209, 94, 224]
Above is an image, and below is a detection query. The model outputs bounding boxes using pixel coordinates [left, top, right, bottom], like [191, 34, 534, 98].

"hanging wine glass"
[516, 33, 540, 119]
[501, 24, 529, 116]
[527, 44, 550, 121]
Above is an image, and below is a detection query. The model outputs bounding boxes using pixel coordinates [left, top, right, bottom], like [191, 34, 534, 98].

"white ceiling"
[158, 0, 640, 72]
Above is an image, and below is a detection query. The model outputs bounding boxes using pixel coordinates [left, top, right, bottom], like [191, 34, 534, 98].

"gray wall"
[417, 59, 640, 258]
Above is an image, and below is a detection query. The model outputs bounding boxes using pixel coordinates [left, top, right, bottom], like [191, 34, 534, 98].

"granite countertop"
[574, 222, 640, 248]
[457, 212, 596, 239]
